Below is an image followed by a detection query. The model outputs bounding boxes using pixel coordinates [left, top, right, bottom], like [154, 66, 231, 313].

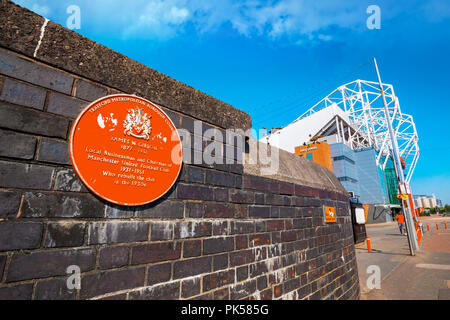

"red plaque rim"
[68, 94, 183, 206]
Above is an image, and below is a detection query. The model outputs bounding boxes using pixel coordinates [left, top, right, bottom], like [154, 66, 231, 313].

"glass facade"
[330, 143, 392, 205]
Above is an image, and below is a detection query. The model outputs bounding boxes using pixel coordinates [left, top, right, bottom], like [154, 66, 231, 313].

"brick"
[80, 267, 145, 299]
[214, 188, 228, 202]
[0, 102, 69, 138]
[21, 192, 104, 218]
[249, 206, 270, 218]
[174, 256, 212, 279]
[256, 221, 267, 233]
[279, 182, 294, 195]
[214, 287, 230, 300]
[177, 184, 214, 201]
[270, 207, 279, 218]
[0, 129, 36, 159]
[129, 281, 180, 300]
[0, 190, 21, 218]
[293, 218, 307, 229]
[181, 116, 195, 133]
[255, 193, 265, 204]
[182, 277, 201, 298]
[230, 279, 256, 300]
[149, 221, 173, 241]
[266, 220, 284, 232]
[297, 284, 312, 299]
[249, 261, 268, 278]
[35, 278, 77, 300]
[75, 80, 107, 101]
[236, 266, 248, 282]
[6, 248, 96, 282]
[213, 253, 228, 271]
[37, 138, 70, 165]
[131, 242, 181, 265]
[147, 263, 172, 285]
[0, 221, 43, 251]
[205, 170, 234, 187]
[257, 276, 268, 291]
[235, 175, 243, 188]
[203, 237, 234, 255]
[231, 221, 254, 234]
[295, 185, 312, 197]
[174, 221, 212, 239]
[0, 78, 46, 110]
[104, 203, 134, 219]
[185, 202, 203, 218]
[234, 204, 248, 219]
[44, 222, 85, 248]
[249, 233, 271, 247]
[53, 168, 88, 192]
[0, 254, 6, 279]
[136, 200, 184, 219]
[0, 161, 54, 190]
[88, 221, 149, 245]
[0, 51, 74, 94]
[183, 239, 202, 258]
[203, 270, 234, 292]
[260, 288, 272, 300]
[243, 175, 270, 192]
[230, 249, 255, 267]
[204, 202, 234, 218]
[212, 221, 228, 236]
[99, 246, 129, 269]
[0, 283, 33, 300]
[161, 108, 181, 128]
[280, 207, 295, 218]
[274, 284, 283, 298]
[235, 235, 248, 250]
[185, 166, 203, 183]
[47, 92, 87, 118]
[230, 190, 254, 204]
[281, 230, 297, 242]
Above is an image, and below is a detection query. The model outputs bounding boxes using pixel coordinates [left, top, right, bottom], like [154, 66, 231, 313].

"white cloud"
[14, 0, 51, 17]
[12, 0, 450, 44]
[123, 0, 190, 39]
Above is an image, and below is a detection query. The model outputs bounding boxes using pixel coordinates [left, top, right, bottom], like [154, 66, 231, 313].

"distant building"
[413, 194, 439, 208]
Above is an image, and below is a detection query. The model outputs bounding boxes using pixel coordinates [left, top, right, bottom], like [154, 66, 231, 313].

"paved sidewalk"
[356, 215, 450, 300]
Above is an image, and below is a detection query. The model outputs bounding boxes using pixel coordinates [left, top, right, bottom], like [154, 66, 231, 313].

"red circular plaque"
[69, 94, 183, 206]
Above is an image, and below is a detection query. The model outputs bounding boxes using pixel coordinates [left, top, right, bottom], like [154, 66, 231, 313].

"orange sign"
[324, 206, 336, 223]
[69, 95, 183, 206]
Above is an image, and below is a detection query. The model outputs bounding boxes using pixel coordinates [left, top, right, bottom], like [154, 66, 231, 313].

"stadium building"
[263, 80, 419, 223]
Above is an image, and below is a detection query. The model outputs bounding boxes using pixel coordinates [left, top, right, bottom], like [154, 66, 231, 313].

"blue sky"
[13, 0, 450, 204]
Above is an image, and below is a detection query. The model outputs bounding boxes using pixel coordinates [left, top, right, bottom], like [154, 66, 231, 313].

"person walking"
[396, 212, 406, 235]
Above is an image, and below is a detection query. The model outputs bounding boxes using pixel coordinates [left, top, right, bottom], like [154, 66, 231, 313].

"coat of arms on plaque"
[123, 107, 152, 140]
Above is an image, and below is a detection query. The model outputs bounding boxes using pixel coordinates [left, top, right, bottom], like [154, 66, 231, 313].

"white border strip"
[34, 18, 49, 58]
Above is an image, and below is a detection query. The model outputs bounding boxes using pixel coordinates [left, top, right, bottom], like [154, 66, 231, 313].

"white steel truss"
[293, 80, 420, 183]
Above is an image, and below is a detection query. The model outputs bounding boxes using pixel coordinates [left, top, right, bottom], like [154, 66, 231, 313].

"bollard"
[366, 236, 372, 253]
[427, 224, 430, 231]
[436, 223, 439, 231]
[445, 222, 448, 230]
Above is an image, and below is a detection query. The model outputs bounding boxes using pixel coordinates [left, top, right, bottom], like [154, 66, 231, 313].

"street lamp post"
[373, 58, 419, 256]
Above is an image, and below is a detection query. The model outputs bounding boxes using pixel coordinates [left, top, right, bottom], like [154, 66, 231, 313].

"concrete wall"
[0, 0, 359, 300]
